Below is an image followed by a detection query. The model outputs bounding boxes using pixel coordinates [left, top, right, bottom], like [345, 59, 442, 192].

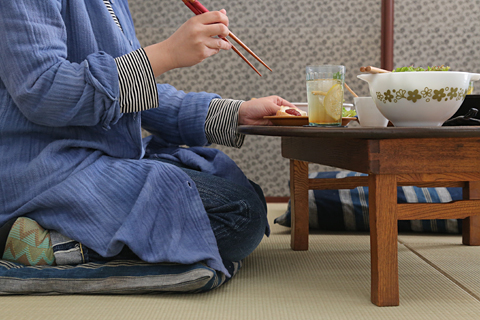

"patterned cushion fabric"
[0, 218, 241, 294]
[2, 217, 55, 265]
[0, 259, 241, 295]
[275, 171, 463, 233]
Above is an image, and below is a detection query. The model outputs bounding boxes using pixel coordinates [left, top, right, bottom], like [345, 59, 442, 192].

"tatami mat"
[1, 203, 480, 320]
[398, 234, 480, 302]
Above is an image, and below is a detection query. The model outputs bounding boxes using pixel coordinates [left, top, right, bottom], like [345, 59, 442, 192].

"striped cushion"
[0, 218, 241, 294]
[0, 259, 241, 295]
[274, 171, 463, 233]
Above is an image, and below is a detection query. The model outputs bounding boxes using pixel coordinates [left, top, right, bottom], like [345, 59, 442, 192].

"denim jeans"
[82, 158, 268, 264]
[180, 163, 268, 262]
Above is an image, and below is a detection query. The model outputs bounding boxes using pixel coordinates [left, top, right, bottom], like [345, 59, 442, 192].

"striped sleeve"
[205, 99, 245, 148]
[114, 49, 159, 113]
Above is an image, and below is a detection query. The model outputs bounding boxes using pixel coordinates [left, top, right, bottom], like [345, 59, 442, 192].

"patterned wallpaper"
[131, 0, 480, 197]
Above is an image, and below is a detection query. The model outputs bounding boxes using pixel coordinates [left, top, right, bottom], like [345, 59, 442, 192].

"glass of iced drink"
[306, 65, 345, 126]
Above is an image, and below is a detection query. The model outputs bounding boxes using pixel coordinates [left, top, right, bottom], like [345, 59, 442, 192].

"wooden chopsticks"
[360, 66, 391, 74]
[181, 0, 272, 76]
[344, 82, 358, 98]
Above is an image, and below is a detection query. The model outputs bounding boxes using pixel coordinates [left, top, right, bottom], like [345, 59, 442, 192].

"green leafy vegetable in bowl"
[342, 107, 356, 117]
[392, 65, 451, 72]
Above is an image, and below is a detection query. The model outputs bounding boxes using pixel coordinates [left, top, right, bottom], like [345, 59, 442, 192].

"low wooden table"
[238, 125, 480, 306]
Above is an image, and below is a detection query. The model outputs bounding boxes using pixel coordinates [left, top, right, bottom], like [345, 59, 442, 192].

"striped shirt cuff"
[205, 99, 245, 148]
[114, 48, 159, 113]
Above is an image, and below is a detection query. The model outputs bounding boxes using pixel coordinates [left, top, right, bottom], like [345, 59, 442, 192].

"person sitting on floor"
[0, 0, 295, 277]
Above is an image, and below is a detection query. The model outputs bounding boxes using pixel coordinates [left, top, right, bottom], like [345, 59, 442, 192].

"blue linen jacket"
[0, 0, 231, 275]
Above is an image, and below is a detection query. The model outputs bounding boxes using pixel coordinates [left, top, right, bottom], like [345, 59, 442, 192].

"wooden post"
[381, 0, 394, 71]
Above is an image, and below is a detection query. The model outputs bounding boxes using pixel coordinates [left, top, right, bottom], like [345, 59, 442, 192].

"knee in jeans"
[212, 198, 268, 262]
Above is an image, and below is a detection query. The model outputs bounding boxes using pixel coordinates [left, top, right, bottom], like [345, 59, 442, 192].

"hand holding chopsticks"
[181, 0, 272, 76]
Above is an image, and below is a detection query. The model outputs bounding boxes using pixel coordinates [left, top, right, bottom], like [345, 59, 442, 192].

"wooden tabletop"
[238, 125, 480, 139]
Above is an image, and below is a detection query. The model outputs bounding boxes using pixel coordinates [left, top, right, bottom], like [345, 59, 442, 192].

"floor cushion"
[0, 259, 240, 295]
[0, 218, 241, 295]
[275, 171, 463, 233]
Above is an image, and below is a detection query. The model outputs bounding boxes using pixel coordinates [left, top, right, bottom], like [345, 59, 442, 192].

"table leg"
[369, 174, 399, 306]
[290, 159, 309, 250]
[463, 181, 480, 246]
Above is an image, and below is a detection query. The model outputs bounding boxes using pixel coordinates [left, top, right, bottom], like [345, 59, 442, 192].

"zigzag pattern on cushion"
[2, 217, 55, 266]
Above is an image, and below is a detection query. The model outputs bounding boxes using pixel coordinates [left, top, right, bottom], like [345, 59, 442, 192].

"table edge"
[238, 125, 480, 139]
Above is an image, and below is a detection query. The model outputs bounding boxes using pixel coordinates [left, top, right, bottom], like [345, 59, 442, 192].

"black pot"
[443, 95, 480, 126]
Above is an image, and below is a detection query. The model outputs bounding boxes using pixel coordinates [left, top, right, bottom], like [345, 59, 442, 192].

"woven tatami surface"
[1, 203, 480, 320]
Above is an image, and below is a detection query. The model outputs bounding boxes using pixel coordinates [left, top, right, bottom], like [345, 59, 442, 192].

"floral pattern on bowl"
[376, 87, 468, 104]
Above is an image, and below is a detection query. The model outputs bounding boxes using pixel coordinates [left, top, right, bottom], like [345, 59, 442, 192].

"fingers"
[197, 10, 229, 27]
[205, 37, 232, 51]
[274, 96, 296, 108]
[283, 101, 297, 108]
[204, 23, 230, 38]
[261, 95, 295, 108]
[193, 10, 231, 51]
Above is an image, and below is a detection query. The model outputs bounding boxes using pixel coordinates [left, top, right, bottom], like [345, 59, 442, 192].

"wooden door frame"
[381, 0, 394, 71]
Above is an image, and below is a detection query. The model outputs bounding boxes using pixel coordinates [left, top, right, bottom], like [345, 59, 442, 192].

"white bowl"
[357, 72, 480, 127]
[354, 97, 388, 127]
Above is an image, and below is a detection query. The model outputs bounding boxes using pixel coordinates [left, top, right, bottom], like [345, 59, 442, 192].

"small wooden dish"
[264, 116, 308, 126]
[264, 116, 358, 127]
[342, 117, 358, 126]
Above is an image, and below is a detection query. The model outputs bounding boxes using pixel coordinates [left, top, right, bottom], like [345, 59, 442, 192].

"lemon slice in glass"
[467, 81, 474, 95]
[324, 83, 343, 120]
